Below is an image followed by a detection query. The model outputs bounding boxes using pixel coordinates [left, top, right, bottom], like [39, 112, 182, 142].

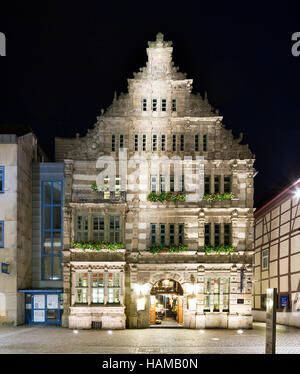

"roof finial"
[156, 32, 164, 42]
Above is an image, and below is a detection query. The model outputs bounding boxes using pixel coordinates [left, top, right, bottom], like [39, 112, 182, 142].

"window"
[119, 134, 124, 149]
[261, 294, 267, 310]
[152, 99, 157, 111]
[142, 98, 147, 111]
[109, 216, 120, 242]
[111, 135, 115, 152]
[180, 134, 184, 151]
[178, 224, 184, 244]
[92, 273, 104, 304]
[204, 278, 211, 311]
[41, 181, 63, 280]
[75, 273, 88, 303]
[213, 279, 220, 311]
[151, 175, 157, 192]
[214, 223, 220, 246]
[205, 277, 229, 312]
[161, 99, 167, 111]
[169, 224, 175, 245]
[160, 224, 166, 245]
[161, 134, 166, 151]
[142, 134, 146, 151]
[204, 223, 211, 246]
[150, 224, 156, 246]
[172, 134, 176, 151]
[195, 135, 199, 151]
[152, 134, 157, 151]
[224, 223, 231, 245]
[77, 215, 89, 241]
[0, 166, 4, 193]
[160, 175, 166, 192]
[170, 175, 175, 192]
[134, 134, 138, 151]
[214, 175, 220, 193]
[108, 273, 120, 304]
[204, 176, 211, 195]
[224, 175, 231, 193]
[172, 99, 177, 112]
[203, 134, 207, 151]
[179, 175, 184, 192]
[0, 221, 3, 248]
[92, 216, 105, 241]
[262, 249, 269, 270]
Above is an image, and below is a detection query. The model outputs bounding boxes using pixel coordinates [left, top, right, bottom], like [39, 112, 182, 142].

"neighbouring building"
[56, 33, 256, 330]
[253, 170, 300, 327]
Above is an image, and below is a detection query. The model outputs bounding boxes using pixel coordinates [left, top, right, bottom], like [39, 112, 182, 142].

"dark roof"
[255, 158, 300, 211]
[0, 124, 34, 136]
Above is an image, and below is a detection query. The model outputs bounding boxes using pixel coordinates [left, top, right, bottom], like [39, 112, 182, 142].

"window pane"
[53, 256, 62, 279]
[43, 232, 52, 254]
[53, 182, 62, 204]
[43, 182, 51, 204]
[53, 207, 61, 229]
[42, 256, 51, 280]
[43, 206, 51, 229]
[92, 288, 104, 304]
[47, 309, 58, 321]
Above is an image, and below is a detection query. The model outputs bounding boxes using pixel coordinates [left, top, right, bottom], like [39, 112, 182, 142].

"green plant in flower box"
[147, 192, 186, 202]
[72, 241, 125, 251]
[203, 245, 235, 254]
[149, 244, 189, 253]
[203, 192, 234, 202]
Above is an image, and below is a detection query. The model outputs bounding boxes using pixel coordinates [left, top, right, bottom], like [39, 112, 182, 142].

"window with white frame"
[75, 273, 88, 303]
[107, 273, 120, 304]
[160, 175, 166, 192]
[151, 175, 157, 192]
[92, 273, 104, 304]
[204, 277, 225, 312]
[262, 249, 269, 270]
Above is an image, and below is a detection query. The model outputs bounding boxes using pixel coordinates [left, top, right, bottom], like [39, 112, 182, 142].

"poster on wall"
[33, 295, 45, 309]
[47, 295, 58, 309]
[33, 310, 45, 322]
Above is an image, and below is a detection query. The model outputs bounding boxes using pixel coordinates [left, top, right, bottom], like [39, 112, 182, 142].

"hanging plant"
[71, 241, 125, 251]
[203, 245, 235, 254]
[149, 244, 189, 253]
[147, 192, 186, 202]
[203, 192, 234, 202]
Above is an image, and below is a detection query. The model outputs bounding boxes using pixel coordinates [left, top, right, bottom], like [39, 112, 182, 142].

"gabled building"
[55, 33, 255, 330]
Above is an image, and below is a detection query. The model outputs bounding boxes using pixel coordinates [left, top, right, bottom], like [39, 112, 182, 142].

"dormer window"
[152, 99, 157, 112]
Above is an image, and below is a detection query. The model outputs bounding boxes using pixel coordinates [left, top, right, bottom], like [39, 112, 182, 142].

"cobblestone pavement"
[0, 322, 299, 354]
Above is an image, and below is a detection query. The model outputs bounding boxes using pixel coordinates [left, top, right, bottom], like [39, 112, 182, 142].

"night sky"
[0, 1, 299, 206]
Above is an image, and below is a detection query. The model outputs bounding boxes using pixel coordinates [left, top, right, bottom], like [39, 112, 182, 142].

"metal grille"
[91, 321, 102, 329]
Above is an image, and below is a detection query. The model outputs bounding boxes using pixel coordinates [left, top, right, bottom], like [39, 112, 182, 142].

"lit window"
[75, 273, 88, 303]
[161, 99, 167, 111]
[108, 273, 120, 304]
[104, 177, 110, 199]
[262, 249, 269, 270]
[0, 166, 4, 193]
[92, 273, 104, 304]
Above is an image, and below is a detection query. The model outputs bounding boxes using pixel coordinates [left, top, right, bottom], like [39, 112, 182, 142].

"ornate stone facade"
[58, 33, 255, 329]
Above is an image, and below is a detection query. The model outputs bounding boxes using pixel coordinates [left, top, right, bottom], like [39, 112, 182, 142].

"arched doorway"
[149, 279, 183, 326]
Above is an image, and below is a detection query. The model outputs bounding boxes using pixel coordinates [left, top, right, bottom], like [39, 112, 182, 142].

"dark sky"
[0, 1, 300, 206]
